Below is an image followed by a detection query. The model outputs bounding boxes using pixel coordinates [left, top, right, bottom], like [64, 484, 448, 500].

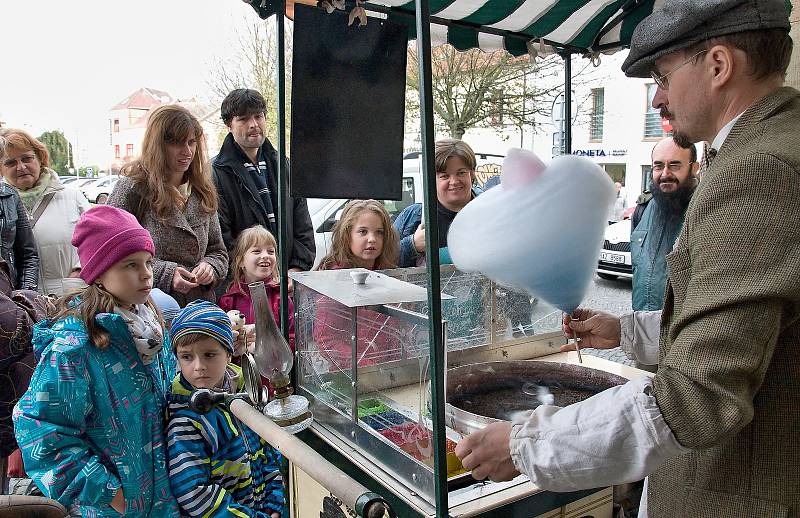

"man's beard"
[651, 178, 695, 228]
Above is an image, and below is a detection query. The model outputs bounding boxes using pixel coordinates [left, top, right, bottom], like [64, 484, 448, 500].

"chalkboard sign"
[291, 4, 408, 200]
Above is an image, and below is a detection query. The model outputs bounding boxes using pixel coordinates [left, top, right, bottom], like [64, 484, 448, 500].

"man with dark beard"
[630, 137, 698, 311]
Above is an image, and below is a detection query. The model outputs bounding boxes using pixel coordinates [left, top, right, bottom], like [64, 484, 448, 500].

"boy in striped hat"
[165, 299, 285, 518]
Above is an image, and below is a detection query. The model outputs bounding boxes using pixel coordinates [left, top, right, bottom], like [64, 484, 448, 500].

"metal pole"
[351, 307, 359, 423]
[275, 0, 290, 343]
[413, 0, 448, 515]
[563, 53, 573, 155]
[273, 4, 292, 515]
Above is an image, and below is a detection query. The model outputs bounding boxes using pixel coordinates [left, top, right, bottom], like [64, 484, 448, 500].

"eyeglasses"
[1, 154, 37, 169]
[653, 161, 693, 173]
[650, 50, 707, 91]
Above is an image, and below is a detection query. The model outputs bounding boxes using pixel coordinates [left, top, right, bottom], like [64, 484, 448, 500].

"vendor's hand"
[270, 512, 281, 518]
[110, 489, 126, 514]
[172, 267, 199, 294]
[561, 308, 621, 350]
[68, 268, 82, 279]
[455, 421, 519, 482]
[192, 261, 216, 286]
[413, 223, 426, 253]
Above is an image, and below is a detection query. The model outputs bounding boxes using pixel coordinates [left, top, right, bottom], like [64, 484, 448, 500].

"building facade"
[108, 88, 223, 172]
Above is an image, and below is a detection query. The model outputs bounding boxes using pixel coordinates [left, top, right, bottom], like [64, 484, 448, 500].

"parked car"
[596, 219, 632, 280]
[622, 205, 636, 220]
[59, 175, 80, 185]
[82, 175, 119, 204]
[309, 153, 504, 268]
[73, 178, 98, 191]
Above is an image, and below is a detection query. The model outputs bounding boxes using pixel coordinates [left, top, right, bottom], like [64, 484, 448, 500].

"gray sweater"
[108, 176, 228, 306]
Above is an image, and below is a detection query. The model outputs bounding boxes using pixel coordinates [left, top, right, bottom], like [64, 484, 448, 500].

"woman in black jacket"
[0, 182, 38, 291]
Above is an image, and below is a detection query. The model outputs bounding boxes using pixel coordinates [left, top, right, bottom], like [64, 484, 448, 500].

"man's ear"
[707, 44, 735, 90]
[691, 161, 700, 176]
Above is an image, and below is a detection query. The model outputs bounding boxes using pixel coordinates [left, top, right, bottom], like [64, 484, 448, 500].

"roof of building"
[110, 87, 174, 111]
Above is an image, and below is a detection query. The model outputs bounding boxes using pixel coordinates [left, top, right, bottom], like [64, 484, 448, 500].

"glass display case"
[290, 266, 565, 511]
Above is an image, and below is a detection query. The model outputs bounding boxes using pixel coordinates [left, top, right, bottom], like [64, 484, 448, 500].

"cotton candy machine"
[445, 360, 628, 435]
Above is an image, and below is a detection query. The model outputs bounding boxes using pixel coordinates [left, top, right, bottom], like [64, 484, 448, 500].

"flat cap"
[622, 0, 791, 78]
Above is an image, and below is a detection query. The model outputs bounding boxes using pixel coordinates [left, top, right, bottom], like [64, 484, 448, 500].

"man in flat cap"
[455, 1, 799, 516]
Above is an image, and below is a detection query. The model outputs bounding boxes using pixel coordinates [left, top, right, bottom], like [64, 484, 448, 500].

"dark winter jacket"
[393, 190, 479, 268]
[0, 183, 39, 290]
[0, 259, 47, 458]
[212, 134, 316, 271]
[631, 191, 652, 231]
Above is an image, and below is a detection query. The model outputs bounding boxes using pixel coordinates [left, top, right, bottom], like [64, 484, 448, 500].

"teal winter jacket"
[13, 312, 179, 517]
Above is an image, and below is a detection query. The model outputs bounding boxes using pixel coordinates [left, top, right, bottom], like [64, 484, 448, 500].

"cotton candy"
[449, 150, 614, 313]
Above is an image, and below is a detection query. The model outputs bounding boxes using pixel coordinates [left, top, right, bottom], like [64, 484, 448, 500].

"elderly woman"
[0, 134, 40, 291]
[0, 129, 90, 296]
[109, 104, 228, 306]
[394, 139, 480, 267]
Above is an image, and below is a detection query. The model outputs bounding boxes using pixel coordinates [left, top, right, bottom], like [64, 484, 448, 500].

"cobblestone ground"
[575, 274, 634, 367]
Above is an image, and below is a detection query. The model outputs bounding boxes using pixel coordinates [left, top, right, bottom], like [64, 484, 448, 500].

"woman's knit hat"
[170, 299, 235, 355]
[72, 205, 156, 285]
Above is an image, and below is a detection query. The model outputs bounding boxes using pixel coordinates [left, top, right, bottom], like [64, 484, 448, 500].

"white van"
[307, 153, 504, 268]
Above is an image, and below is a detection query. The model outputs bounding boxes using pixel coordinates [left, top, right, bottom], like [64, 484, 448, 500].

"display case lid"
[290, 268, 453, 308]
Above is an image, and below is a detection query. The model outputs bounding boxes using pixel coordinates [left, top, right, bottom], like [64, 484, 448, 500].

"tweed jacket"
[109, 176, 228, 306]
[649, 87, 800, 517]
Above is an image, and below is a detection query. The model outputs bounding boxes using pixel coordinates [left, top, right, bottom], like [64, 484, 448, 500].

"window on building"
[125, 144, 134, 158]
[590, 88, 604, 141]
[114, 145, 120, 159]
[113, 119, 119, 133]
[644, 84, 666, 139]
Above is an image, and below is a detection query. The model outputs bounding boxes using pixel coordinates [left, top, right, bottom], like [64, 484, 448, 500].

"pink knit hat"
[72, 205, 156, 285]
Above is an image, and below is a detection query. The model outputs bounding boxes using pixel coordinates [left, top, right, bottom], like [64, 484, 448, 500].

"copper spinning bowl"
[445, 361, 628, 435]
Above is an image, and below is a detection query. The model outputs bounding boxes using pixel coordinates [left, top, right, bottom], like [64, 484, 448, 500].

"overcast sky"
[0, 0, 261, 166]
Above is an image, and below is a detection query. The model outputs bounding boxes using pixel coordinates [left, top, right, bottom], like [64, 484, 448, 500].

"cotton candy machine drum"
[445, 361, 629, 435]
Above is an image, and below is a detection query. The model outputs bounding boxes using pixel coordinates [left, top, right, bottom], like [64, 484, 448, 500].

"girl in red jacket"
[314, 200, 401, 369]
[219, 225, 295, 351]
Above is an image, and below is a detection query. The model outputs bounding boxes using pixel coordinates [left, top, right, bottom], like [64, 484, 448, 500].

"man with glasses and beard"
[630, 137, 698, 312]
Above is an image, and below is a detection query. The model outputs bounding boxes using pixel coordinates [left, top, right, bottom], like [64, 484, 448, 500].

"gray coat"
[108, 176, 228, 306]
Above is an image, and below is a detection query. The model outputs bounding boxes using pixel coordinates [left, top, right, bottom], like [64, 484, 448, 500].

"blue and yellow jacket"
[166, 365, 284, 517]
[13, 312, 178, 517]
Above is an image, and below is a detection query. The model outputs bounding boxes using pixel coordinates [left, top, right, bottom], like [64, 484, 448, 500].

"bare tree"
[406, 44, 596, 139]
[207, 18, 293, 143]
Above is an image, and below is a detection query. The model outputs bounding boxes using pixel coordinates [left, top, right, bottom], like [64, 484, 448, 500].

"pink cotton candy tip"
[501, 148, 546, 189]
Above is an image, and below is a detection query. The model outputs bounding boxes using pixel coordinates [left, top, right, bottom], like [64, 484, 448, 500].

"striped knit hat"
[170, 300, 234, 355]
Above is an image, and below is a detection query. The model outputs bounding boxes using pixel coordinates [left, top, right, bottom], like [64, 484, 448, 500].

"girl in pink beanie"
[13, 205, 179, 516]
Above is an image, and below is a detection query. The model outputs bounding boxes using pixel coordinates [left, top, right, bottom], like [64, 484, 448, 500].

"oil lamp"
[248, 281, 312, 433]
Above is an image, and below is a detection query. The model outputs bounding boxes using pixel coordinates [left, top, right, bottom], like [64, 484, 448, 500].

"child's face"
[241, 242, 277, 284]
[349, 211, 384, 269]
[176, 337, 231, 389]
[96, 251, 153, 307]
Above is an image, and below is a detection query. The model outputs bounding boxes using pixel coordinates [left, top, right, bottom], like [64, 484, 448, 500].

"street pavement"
[575, 275, 634, 366]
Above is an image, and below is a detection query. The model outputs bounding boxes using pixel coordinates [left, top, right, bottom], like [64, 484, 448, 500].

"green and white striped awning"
[364, 0, 656, 55]
[249, 0, 661, 56]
